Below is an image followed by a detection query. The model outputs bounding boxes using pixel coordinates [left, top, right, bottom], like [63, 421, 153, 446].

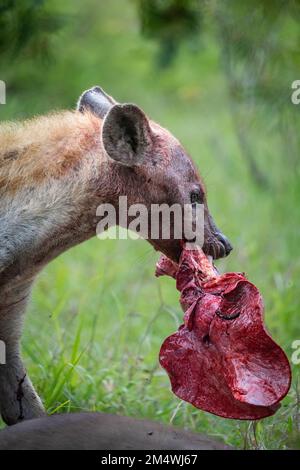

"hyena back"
[0, 87, 231, 425]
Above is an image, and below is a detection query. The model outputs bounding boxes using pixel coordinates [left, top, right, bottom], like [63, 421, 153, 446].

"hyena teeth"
[207, 255, 213, 265]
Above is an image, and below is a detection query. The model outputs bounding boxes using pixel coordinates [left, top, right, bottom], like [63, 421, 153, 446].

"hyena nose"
[216, 232, 233, 256]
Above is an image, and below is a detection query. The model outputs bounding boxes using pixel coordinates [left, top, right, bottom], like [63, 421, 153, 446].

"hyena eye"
[190, 190, 203, 204]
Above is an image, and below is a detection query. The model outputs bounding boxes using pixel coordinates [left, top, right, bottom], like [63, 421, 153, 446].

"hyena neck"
[0, 110, 118, 285]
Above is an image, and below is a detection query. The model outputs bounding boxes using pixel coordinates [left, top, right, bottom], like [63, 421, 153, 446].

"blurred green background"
[0, 0, 300, 449]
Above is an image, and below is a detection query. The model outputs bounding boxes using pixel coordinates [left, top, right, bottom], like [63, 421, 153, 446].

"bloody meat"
[156, 247, 291, 420]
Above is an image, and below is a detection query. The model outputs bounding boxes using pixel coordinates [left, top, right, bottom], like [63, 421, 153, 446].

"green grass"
[0, 0, 299, 450]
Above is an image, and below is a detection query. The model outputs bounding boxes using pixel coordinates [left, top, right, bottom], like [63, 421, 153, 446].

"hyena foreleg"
[0, 280, 45, 425]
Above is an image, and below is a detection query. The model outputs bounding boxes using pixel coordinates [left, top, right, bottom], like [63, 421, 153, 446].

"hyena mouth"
[204, 236, 233, 260]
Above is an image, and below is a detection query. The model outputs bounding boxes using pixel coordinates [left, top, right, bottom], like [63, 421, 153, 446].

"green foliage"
[137, 0, 202, 66]
[0, 0, 65, 61]
[212, 0, 300, 186]
[136, 0, 300, 186]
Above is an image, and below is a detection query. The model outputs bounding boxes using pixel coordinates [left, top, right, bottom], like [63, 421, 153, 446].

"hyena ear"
[77, 86, 116, 118]
[102, 103, 153, 167]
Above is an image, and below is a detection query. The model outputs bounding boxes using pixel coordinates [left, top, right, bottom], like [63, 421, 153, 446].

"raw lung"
[156, 247, 291, 420]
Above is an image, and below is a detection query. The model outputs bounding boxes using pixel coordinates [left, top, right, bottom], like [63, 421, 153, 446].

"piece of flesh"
[156, 247, 291, 420]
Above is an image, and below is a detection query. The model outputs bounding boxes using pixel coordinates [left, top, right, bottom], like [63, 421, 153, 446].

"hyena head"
[78, 86, 232, 262]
